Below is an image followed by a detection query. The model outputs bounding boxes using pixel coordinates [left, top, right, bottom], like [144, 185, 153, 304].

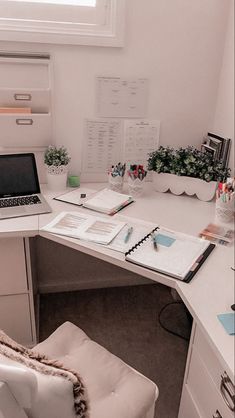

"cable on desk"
[158, 301, 192, 341]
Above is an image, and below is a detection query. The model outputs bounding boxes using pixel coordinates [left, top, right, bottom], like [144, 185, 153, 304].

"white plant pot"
[153, 173, 217, 202]
[46, 165, 68, 191]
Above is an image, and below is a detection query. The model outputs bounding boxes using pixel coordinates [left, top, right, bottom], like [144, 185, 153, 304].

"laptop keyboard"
[0, 195, 41, 208]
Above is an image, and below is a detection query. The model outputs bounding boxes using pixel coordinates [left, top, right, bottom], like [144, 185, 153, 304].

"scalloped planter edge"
[152, 173, 217, 201]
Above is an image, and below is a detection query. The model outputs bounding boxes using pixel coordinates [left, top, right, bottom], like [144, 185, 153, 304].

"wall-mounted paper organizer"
[0, 51, 53, 148]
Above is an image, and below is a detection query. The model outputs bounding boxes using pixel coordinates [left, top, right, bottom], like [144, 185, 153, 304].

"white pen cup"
[215, 197, 234, 223]
[128, 176, 145, 198]
[108, 173, 124, 192]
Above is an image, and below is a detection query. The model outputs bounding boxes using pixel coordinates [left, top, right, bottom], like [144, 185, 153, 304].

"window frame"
[0, 0, 125, 46]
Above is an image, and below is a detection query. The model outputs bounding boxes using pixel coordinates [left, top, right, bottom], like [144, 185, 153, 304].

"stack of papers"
[41, 211, 126, 245]
[82, 188, 134, 215]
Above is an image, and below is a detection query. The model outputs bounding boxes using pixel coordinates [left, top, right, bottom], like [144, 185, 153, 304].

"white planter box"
[153, 173, 217, 202]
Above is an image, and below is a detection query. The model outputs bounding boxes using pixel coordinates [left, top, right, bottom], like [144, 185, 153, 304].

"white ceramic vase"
[152, 172, 217, 202]
[46, 165, 68, 191]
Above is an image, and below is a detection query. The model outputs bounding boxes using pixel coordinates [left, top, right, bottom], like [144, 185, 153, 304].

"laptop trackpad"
[3, 207, 27, 215]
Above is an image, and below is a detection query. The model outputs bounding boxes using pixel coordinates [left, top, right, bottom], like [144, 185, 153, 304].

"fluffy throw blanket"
[0, 330, 88, 417]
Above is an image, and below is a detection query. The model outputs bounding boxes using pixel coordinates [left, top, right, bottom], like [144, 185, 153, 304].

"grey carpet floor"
[39, 283, 191, 418]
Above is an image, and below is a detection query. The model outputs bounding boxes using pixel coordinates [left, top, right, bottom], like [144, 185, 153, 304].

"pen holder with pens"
[108, 173, 124, 192]
[108, 162, 126, 193]
[127, 164, 147, 198]
[128, 176, 145, 197]
[215, 179, 235, 223]
[215, 198, 234, 223]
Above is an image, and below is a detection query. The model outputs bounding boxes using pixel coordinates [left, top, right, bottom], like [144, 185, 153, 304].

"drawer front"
[0, 294, 33, 346]
[0, 113, 52, 147]
[187, 348, 234, 418]
[195, 325, 234, 386]
[0, 238, 28, 295]
[178, 386, 202, 418]
[0, 88, 51, 113]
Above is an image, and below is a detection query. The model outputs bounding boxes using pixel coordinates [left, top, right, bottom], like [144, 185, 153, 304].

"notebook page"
[54, 188, 96, 206]
[107, 216, 156, 253]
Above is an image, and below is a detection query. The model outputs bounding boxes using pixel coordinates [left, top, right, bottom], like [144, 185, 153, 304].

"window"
[0, 0, 125, 46]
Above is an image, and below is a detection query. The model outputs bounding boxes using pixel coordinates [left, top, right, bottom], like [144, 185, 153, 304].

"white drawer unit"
[0, 237, 36, 346]
[0, 238, 27, 295]
[179, 324, 235, 418]
[0, 52, 52, 148]
[0, 294, 33, 346]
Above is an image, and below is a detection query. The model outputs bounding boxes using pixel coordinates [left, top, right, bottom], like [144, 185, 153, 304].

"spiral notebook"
[125, 227, 215, 282]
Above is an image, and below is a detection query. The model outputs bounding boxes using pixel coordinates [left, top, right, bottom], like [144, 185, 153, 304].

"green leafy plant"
[44, 145, 71, 167]
[148, 146, 230, 182]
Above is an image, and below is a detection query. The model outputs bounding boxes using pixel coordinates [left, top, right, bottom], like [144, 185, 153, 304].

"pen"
[124, 226, 133, 243]
[151, 232, 158, 251]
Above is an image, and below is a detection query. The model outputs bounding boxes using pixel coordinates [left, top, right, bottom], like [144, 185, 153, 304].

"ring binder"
[125, 227, 215, 282]
[125, 227, 159, 256]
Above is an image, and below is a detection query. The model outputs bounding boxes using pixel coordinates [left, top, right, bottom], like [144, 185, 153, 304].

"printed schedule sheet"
[82, 118, 122, 173]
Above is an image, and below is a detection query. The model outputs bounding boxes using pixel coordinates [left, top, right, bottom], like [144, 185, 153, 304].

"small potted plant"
[44, 145, 71, 191]
[148, 146, 230, 201]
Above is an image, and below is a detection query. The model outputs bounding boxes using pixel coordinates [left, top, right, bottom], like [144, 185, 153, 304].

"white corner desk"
[0, 182, 234, 418]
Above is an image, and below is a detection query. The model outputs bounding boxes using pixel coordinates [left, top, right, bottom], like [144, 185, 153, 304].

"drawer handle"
[16, 119, 33, 126]
[14, 93, 32, 101]
[220, 372, 235, 411]
[213, 410, 222, 418]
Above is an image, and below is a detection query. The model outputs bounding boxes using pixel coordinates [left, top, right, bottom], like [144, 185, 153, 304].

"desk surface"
[0, 182, 234, 380]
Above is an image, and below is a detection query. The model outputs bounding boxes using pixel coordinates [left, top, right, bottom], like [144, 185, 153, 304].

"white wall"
[211, 0, 234, 174]
[0, 0, 231, 177]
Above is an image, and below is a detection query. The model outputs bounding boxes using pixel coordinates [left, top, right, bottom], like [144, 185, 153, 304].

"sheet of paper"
[217, 313, 235, 335]
[82, 119, 122, 173]
[124, 119, 160, 168]
[41, 211, 126, 245]
[96, 77, 148, 117]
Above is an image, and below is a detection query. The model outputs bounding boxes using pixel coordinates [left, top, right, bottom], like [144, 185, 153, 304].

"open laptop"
[0, 153, 52, 220]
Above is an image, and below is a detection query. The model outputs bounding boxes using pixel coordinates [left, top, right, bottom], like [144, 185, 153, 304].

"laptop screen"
[0, 153, 40, 198]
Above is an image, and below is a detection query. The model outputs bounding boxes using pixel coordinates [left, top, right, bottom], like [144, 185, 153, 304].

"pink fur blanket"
[0, 330, 88, 417]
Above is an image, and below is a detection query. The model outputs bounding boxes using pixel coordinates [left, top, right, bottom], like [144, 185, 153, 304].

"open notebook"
[82, 188, 134, 215]
[125, 227, 215, 282]
[41, 211, 126, 245]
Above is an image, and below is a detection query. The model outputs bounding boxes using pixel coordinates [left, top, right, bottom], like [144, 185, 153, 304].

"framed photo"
[201, 143, 217, 159]
[202, 132, 231, 167]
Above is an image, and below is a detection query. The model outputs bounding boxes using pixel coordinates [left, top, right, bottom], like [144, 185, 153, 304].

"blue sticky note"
[217, 313, 235, 335]
[156, 234, 176, 247]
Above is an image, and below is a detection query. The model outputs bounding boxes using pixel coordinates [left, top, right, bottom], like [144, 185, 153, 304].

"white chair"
[0, 322, 158, 418]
